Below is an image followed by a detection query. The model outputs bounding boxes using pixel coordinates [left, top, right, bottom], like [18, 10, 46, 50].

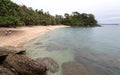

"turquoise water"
[24, 25, 120, 75]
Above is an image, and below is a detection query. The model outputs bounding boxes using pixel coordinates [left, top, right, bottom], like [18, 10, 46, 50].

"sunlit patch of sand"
[0, 25, 67, 47]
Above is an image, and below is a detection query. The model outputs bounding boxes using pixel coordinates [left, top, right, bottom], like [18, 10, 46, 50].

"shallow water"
[24, 25, 120, 75]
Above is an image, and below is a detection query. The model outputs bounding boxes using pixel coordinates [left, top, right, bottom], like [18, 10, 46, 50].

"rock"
[4, 54, 47, 75]
[0, 65, 17, 75]
[0, 47, 48, 75]
[0, 46, 25, 55]
[0, 46, 25, 62]
[62, 62, 86, 75]
[36, 57, 59, 73]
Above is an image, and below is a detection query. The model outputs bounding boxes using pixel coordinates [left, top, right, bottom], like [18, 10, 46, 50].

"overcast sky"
[11, 0, 120, 24]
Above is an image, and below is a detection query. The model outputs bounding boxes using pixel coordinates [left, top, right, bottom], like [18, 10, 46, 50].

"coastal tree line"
[0, 0, 98, 27]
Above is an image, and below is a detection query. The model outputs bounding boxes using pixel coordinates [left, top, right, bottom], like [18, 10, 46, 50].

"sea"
[24, 25, 120, 75]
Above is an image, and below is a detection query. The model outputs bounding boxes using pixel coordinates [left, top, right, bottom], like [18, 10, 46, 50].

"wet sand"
[0, 25, 67, 47]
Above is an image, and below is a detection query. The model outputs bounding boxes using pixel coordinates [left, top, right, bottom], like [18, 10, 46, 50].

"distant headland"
[99, 24, 119, 25]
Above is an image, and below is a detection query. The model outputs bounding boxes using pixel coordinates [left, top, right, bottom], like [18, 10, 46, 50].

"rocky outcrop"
[0, 46, 25, 54]
[4, 54, 47, 75]
[0, 46, 47, 75]
[0, 46, 25, 62]
[0, 65, 17, 75]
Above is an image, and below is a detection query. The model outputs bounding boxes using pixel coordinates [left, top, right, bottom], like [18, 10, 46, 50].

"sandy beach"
[0, 25, 67, 47]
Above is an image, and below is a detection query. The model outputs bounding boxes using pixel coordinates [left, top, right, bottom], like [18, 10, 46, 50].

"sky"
[11, 0, 120, 24]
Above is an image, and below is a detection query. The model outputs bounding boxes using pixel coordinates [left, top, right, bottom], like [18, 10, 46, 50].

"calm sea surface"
[24, 25, 120, 75]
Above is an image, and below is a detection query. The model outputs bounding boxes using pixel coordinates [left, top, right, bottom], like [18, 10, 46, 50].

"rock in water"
[4, 54, 47, 75]
[62, 62, 85, 75]
[36, 57, 59, 73]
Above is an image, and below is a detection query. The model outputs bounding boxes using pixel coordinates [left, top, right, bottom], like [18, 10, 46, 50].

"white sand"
[0, 25, 67, 47]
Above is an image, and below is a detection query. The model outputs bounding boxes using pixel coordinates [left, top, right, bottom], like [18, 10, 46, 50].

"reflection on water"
[24, 25, 120, 75]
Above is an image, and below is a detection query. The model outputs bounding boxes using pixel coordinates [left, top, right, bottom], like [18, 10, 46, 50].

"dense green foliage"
[62, 12, 98, 27]
[0, 0, 98, 27]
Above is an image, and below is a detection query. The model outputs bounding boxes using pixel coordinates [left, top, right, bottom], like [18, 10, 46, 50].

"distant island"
[0, 0, 98, 27]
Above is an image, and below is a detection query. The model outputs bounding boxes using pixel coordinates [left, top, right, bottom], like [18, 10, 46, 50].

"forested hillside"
[0, 0, 98, 27]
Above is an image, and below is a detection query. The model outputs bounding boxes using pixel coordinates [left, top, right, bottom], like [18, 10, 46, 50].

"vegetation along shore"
[0, 0, 98, 27]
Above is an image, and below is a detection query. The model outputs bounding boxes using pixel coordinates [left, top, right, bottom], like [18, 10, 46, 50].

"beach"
[0, 25, 67, 47]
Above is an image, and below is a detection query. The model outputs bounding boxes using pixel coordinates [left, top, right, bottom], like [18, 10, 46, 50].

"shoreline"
[0, 25, 68, 47]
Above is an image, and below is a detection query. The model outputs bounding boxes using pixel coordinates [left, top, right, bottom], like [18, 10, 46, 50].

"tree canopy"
[62, 12, 98, 27]
[0, 0, 98, 27]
